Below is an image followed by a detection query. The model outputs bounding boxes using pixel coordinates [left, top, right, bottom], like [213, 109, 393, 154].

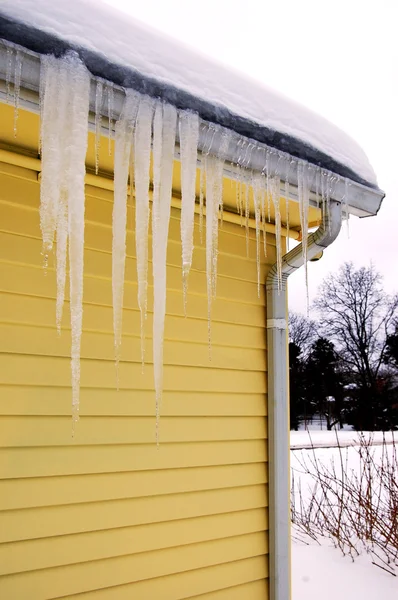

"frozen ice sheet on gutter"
[0, 0, 379, 189]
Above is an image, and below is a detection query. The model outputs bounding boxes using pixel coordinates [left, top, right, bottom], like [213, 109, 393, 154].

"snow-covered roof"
[0, 0, 380, 191]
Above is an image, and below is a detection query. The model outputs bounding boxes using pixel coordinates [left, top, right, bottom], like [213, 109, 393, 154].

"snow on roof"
[0, 0, 378, 188]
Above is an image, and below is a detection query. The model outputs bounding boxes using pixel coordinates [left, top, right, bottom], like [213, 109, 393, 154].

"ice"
[284, 161, 292, 251]
[5, 46, 12, 104]
[94, 79, 103, 174]
[55, 192, 68, 334]
[252, 173, 262, 297]
[297, 162, 310, 310]
[258, 173, 267, 256]
[199, 160, 205, 243]
[205, 133, 230, 354]
[134, 94, 154, 368]
[41, 53, 90, 430]
[63, 55, 90, 432]
[13, 50, 22, 137]
[112, 89, 139, 383]
[39, 55, 67, 262]
[179, 110, 199, 313]
[152, 101, 177, 443]
[244, 177, 250, 256]
[107, 82, 114, 155]
[344, 178, 350, 237]
[272, 176, 283, 292]
[40, 52, 90, 431]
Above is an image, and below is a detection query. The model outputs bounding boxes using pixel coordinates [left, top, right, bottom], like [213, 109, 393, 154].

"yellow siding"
[0, 153, 271, 598]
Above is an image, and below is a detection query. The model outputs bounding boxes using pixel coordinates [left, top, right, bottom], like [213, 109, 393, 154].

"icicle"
[107, 82, 114, 155]
[343, 178, 350, 237]
[244, 177, 250, 256]
[259, 172, 267, 256]
[315, 167, 321, 208]
[205, 133, 230, 355]
[284, 161, 291, 251]
[134, 95, 154, 368]
[325, 172, 332, 234]
[41, 52, 90, 431]
[13, 50, 22, 137]
[252, 174, 262, 297]
[63, 55, 90, 432]
[152, 101, 177, 445]
[272, 176, 283, 292]
[266, 151, 271, 223]
[113, 90, 140, 384]
[179, 111, 199, 315]
[297, 162, 310, 312]
[199, 160, 205, 243]
[94, 80, 104, 174]
[5, 47, 13, 104]
[55, 192, 68, 334]
[39, 55, 69, 266]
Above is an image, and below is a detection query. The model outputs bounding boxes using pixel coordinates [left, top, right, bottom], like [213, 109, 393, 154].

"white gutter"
[266, 199, 342, 600]
[0, 41, 384, 218]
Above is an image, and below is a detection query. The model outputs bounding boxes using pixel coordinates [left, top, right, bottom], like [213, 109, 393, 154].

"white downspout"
[266, 199, 342, 600]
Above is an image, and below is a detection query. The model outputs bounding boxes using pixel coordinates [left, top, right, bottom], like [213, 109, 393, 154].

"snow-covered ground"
[291, 430, 398, 599]
[292, 533, 397, 600]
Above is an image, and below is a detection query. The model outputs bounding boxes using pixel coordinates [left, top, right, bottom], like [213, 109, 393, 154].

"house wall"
[0, 123, 275, 598]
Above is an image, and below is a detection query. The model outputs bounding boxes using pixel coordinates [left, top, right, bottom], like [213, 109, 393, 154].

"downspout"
[266, 199, 342, 600]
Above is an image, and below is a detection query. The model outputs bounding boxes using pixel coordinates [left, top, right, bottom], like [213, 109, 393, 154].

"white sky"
[105, 0, 398, 314]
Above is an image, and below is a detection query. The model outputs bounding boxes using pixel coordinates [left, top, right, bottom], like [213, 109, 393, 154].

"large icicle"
[134, 95, 154, 368]
[41, 53, 90, 430]
[297, 162, 310, 309]
[179, 110, 199, 313]
[13, 50, 22, 137]
[55, 192, 68, 333]
[113, 90, 140, 384]
[39, 56, 68, 265]
[271, 176, 283, 291]
[205, 133, 230, 354]
[63, 55, 90, 431]
[252, 173, 262, 297]
[152, 101, 177, 443]
[94, 80, 104, 174]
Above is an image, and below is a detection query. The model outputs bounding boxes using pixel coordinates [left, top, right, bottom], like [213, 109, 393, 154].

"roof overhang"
[0, 32, 385, 219]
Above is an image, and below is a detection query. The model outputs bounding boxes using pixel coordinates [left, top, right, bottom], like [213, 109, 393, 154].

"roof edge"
[0, 13, 382, 193]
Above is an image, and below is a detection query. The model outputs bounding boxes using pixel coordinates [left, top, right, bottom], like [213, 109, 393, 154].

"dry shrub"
[291, 432, 398, 576]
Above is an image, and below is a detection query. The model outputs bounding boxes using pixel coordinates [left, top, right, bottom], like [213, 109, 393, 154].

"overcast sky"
[106, 0, 397, 314]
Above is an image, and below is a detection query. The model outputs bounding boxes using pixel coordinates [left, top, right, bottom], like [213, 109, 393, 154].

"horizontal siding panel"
[0, 463, 268, 510]
[0, 162, 269, 599]
[0, 386, 267, 417]
[0, 531, 267, 599]
[0, 175, 278, 251]
[0, 508, 268, 575]
[189, 578, 268, 599]
[58, 556, 268, 600]
[0, 292, 266, 349]
[0, 263, 266, 325]
[0, 323, 266, 370]
[0, 415, 267, 447]
[0, 201, 277, 284]
[0, 354, 267, 393]
[0, 440, 268, 478]
[0, 232, 266, 304]
[0, 484, 267, 542]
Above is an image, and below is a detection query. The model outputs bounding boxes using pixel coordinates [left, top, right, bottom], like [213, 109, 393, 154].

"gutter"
[0, 39, 385, 219]
[266, 199, 342, 600]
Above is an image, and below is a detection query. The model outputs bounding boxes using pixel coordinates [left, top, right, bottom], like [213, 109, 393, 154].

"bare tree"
[314, 262, 398, 429]
[288, 311, 318, 356]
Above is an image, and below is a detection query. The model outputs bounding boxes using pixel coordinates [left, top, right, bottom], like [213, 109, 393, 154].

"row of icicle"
[4, 45, 350, 438]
